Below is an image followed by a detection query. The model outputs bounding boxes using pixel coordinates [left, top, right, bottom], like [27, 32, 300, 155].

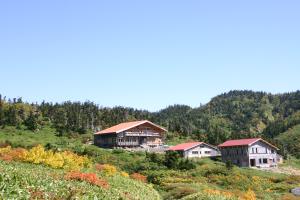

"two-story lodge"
[218, 138, 280, 168]
[94, 120, 166, 148]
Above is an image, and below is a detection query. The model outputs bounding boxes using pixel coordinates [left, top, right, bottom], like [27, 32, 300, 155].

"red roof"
[218, 138, 279, 150]
[218, 138, 260, 147]
[169, 142, 204, 151]
[95, 120, 167, 135]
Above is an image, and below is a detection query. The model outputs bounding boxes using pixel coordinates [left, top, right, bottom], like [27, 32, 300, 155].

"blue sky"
[0, 1, 299, 111]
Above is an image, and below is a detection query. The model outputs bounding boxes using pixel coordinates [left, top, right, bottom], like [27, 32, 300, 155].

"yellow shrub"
[22, 145, 91, 170]
[120, 171, 129, 177]
[241, 189, 256, 200]
[23, 145, 47, 164]
[61, 151, 91, 171]
[0, 146, 12, 155]
[96, 164, 117, 176]
[44, 151, 64, 168]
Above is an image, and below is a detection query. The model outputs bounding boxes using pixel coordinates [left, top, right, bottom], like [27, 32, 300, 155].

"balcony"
[124, 131, 161, 137]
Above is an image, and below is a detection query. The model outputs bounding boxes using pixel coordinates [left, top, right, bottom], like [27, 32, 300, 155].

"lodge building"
[94, 120, 166, 148]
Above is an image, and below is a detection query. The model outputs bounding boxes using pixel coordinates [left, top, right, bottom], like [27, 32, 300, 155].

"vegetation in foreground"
[0, 141, 300, 200]
[0, 146, 160, 200]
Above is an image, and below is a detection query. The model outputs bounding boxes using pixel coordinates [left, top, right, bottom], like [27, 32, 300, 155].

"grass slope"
[0, 161, 160, 200]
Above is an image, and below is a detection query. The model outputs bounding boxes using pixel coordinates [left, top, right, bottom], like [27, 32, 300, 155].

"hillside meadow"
[0, 127, 300, 200]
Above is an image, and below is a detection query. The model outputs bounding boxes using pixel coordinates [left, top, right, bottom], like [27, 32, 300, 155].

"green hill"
[1, 90, 300, 156]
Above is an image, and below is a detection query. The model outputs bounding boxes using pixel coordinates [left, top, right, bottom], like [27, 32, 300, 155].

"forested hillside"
[0, 90, 300, 157]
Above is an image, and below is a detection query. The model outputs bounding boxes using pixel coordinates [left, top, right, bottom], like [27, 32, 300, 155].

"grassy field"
[0, 126, 92, 149]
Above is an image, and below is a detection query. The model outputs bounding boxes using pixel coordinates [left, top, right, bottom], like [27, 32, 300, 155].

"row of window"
[251, 147, 275, 154]
[192, 151, 211, 155]
[118, 138, 138, 143]
[258, 158, 275, 164]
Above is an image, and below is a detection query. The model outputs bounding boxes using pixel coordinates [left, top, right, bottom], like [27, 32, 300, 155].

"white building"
[218, 138, 280, 168]
[168, 142, 220, 158]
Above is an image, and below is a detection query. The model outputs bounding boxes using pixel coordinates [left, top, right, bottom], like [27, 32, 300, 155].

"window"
[271, 150, 275, 154]
[263, 159, 268, 164]
[252, 148, 255, 154]
[259, 159, 262, 164]
[192, 151, 199, 155]
[256, 148, 258, 153]
[205, 151, 211, 154]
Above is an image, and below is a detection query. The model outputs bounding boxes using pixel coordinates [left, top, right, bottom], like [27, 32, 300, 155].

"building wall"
[248, 141, 278, 168]
[183, 144, 219, 158]
[220, 146, 250, 167]
[94, 123, 165, 148]
[94, 134, 117, 148]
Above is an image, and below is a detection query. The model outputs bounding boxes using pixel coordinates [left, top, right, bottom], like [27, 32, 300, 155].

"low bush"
[65, 171, 109, 189]
[95, 164, 117, 176]
[130, 173, 147, 183]
[0, 145, 91, 171]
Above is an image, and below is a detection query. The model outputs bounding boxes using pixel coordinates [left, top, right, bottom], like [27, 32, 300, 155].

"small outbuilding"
[168, 142, 220, 158]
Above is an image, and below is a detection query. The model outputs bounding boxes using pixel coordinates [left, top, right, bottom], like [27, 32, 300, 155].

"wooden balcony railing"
[124, 131, 160, 137]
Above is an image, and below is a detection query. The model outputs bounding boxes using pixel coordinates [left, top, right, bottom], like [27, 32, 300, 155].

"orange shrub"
[130, 173, 147, 183]
[65, 171, 109, 189]
[0, 147, 26, 162]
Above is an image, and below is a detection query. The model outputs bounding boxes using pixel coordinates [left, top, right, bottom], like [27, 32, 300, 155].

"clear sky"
[0, 1, 299, 111]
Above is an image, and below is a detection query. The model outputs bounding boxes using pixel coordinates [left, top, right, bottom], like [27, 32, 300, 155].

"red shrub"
[130, 173, 147, 183]
[65, 172, 109, 189]
[0, 148, 26, 162]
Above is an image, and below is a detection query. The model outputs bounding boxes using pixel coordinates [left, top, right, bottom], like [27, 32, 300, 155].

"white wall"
[184, 144, 219, 158]
[248, 141, 278, 168]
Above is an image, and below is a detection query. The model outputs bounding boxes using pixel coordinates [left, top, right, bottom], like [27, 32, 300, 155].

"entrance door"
[250, 159, 256, 167]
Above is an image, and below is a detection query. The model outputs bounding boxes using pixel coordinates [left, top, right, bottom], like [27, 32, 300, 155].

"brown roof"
[95, 120, 167, 135]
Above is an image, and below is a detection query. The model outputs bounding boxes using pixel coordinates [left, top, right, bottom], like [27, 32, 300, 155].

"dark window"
[205, 151, 211, 154]
[271, 150, 275, 154]
[252, 148, 255, 154]
[256, 148, 258, 153]
[192, 151, 199, 155]
[263, 159, 268, 164]
[259, 159, 262, 164]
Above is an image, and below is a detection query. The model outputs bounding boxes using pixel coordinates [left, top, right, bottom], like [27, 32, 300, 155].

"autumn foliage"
[95, 164, 117, 176]
[0, 145, 91, 171]
[130, 173, 147, 183]
[65, 171, 109, 189]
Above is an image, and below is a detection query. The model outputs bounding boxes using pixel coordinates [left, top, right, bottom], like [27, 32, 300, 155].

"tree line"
[0, 90, 300, 156]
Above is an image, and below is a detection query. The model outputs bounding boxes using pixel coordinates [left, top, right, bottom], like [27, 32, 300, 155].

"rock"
[291, 188, 300, 196]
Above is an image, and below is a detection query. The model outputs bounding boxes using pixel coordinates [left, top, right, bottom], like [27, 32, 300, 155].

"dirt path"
[261, 166, 300, 176]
